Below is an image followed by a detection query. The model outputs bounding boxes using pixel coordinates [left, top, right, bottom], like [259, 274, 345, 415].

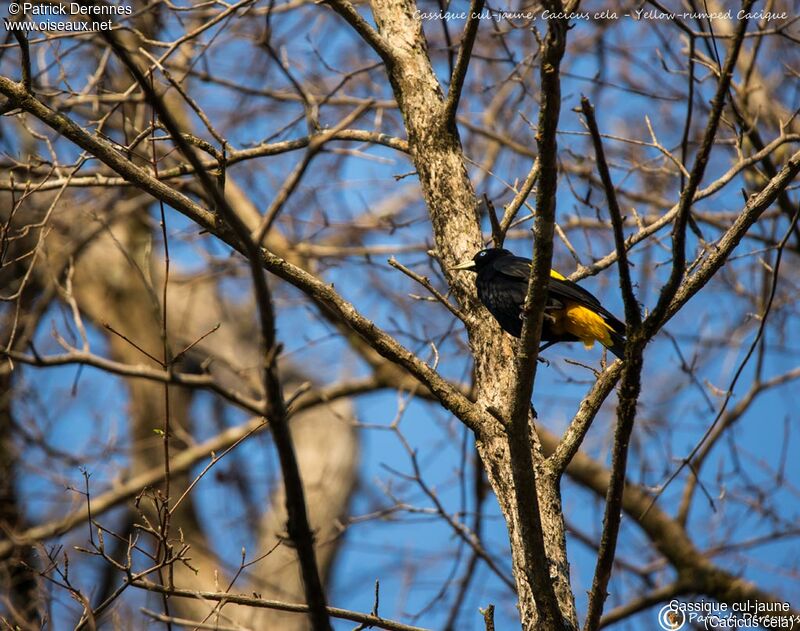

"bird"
[452, 248, 626, 359]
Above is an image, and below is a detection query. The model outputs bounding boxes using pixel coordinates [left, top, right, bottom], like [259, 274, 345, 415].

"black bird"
[452, 248, 626, 358]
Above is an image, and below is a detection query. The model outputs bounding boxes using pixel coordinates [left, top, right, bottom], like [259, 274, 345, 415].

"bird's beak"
[450, 259, 476, 271]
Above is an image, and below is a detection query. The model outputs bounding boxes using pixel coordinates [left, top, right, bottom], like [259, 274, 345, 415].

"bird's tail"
[605, 329, 626, 359]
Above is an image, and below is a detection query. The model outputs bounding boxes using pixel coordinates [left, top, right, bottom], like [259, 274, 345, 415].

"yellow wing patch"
[564, 303, 614, 349]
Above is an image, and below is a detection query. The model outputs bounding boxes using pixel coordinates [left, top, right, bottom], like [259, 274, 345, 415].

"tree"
[1, 0, 799, 629]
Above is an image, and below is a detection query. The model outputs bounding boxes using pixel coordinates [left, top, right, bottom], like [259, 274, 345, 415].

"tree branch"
[321, 0, 397, 66]
[0, 129, 408, 193]
[598, 582, 689, 628]
[505, 8, 570, 629]
[579, 97, 641, 327]
[133, 580, 431, 631]
[582, 346, 644, 631]
[444, 0, 485, 126]
[548, 362, 624, 475]
[3, 349, 264, 415]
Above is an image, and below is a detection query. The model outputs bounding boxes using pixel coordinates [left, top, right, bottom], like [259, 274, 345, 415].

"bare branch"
[133, 580, 431, 631]
[548, 362, 623, 475]
[320, 0, 397, 66]
[444, 0, 485, 125]
[505, 8, 571, 629]
[579, 97, 640, 327]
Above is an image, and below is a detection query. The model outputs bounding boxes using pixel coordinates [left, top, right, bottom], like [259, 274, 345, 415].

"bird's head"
[451, 248, 513, 272]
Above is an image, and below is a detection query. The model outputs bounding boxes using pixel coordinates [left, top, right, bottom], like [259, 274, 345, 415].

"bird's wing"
[494, 256, 625, 332]
[492, 256, 537, 282]
[548, 275, 625, 332]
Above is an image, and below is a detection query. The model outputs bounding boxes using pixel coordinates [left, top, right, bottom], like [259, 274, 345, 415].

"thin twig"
[103, 323, 164, 366]
[133, 580, 431, 631]
[141, 609, 248, 631]
[3, 348, 264, 415]
[483, 194, 503, 248]
[548, 362, 624, 474]
[388, 257, 468, 322]
[169, 420, 267, 515]
[500, 159, 539, 238]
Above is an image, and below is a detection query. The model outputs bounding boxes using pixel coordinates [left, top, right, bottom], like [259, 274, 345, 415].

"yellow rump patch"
[546, 269, 616, 349]
[564, 303, 614, 349]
